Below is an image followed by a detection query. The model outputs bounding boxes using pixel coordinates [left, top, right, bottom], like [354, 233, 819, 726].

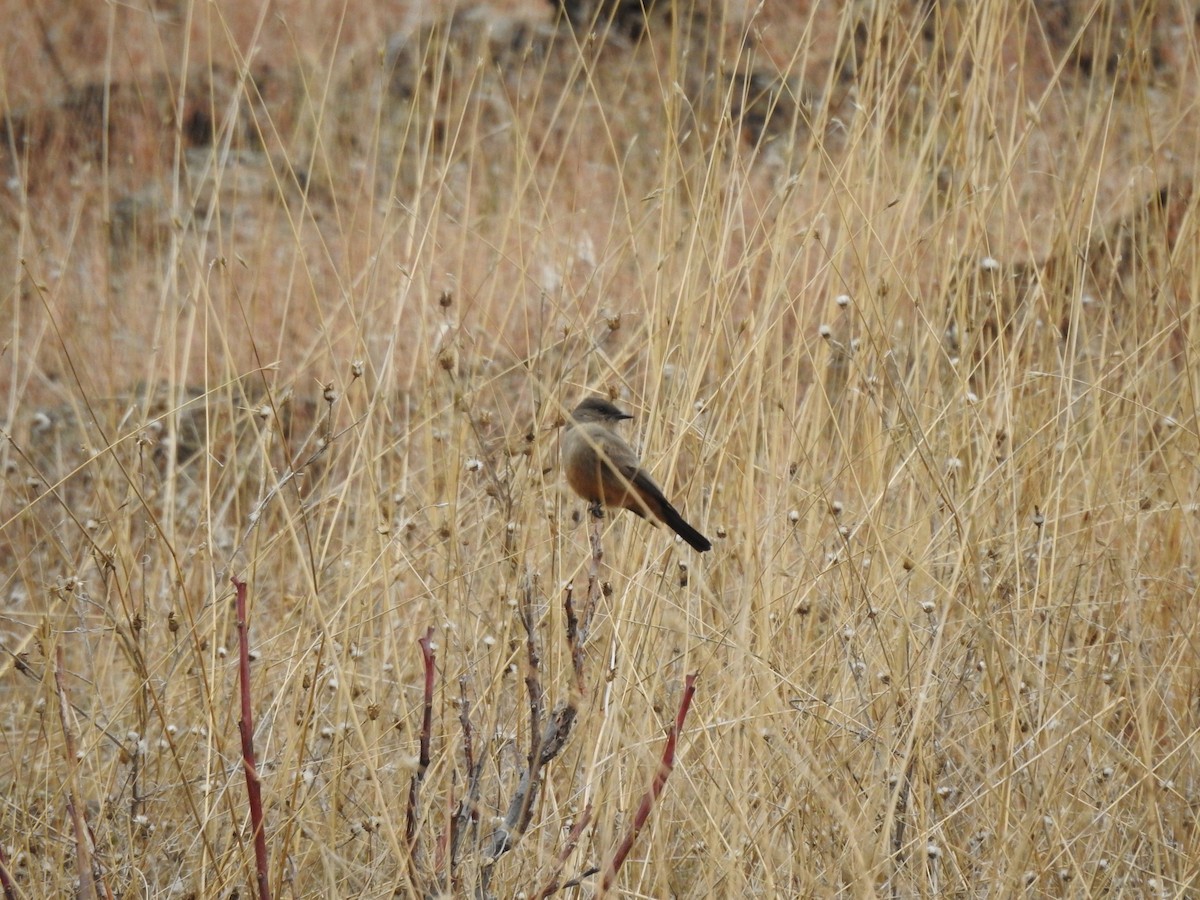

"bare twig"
[531, 803, 594, 900]
[450, 677, 484, 872]
[890, 741, 917, 896]
[480, 570, 587, 895]
[54, 646, 100, 900]
[435, 770, 454, 881]
[563, 509, 606, 698]
[407, 627, 436, 858]
[233, 576, 272, 900]
[599, 674, 699, 894]
[537, 702, 578, 767]
[559, 866, 602, 893]
[516, 580, 546, 835]
[563, 581, 581, 684]
[484, 576, 546, 864]
[0, 838, 16, 900]
[583, 509, 605, 635]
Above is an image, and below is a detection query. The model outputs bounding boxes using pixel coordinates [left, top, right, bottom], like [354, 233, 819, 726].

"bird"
[561, 397, 712, 552]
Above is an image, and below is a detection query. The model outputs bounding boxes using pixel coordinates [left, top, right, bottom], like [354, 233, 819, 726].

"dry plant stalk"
[405, 626, 436, 873]
[53, 646, 106, 900]
[477, 566, 588, 894]
[233, 576, 272, 900]
[531, 802, 594, 900]
[2, 1, 1199, 896]
[599, 673, 698, 894]
[0, 847, 14, 900]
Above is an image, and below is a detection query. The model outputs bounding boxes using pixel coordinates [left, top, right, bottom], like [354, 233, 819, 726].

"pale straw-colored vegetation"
[1, 1, 1198, 896]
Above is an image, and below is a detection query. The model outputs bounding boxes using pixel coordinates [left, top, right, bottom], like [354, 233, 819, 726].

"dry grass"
[2, 0, 1199, 896]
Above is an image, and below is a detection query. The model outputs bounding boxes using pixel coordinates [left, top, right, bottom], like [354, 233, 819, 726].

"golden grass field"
[2, 0, 1199, 896]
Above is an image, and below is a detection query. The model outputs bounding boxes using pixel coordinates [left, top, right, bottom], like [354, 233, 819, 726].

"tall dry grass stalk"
[1, 0, 1198, 895]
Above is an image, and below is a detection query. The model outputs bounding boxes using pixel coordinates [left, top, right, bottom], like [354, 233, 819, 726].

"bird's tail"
[630, 472, 713, 552]
[659, 502, 712, 552]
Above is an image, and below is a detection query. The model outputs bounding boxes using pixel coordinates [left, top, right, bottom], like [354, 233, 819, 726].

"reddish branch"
[600, 674, 698, 894]
[531, 803, 594, 900]
[233, 576, 272, 900]
[407, 627, 436, 856]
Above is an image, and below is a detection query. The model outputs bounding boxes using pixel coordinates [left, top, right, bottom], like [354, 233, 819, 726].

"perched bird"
[561, 397, 712, 552]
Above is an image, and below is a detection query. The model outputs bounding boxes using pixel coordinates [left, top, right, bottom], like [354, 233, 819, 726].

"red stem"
[233, 576, 272, 900]
[407, 628, 436, 849]
[600, 674, 698, 893]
